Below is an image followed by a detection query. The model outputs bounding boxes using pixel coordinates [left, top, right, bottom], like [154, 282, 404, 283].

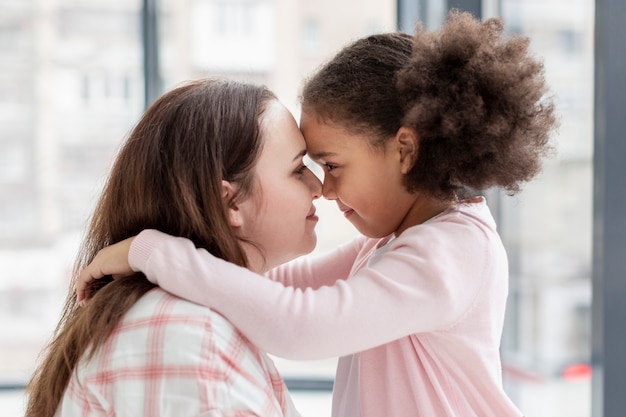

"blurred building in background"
[499, 0, 593, 375]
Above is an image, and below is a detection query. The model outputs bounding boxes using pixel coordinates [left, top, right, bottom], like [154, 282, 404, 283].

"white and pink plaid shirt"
[56, 288, 301, 417]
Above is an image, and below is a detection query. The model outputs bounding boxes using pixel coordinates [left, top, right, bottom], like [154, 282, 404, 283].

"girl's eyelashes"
[311, 159, 337, 174]
[324, 163, 337, 172]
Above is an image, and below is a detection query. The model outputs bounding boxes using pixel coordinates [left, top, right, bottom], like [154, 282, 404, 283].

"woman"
[25, 78, 321, 416]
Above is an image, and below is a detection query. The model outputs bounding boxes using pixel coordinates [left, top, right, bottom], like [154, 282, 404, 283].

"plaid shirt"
[57, 288, 300, 417]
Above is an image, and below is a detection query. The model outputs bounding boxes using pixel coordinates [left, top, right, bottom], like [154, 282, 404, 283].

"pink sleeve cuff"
[129, 229, 165, 275]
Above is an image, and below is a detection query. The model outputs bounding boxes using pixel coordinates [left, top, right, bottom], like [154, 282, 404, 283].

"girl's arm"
[266, 237, 362, 289]
[131, 219, 499, 360]
[74, 235, 361, 303]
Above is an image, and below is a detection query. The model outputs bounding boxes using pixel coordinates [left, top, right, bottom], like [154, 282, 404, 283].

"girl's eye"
[325, 163, 337, 172]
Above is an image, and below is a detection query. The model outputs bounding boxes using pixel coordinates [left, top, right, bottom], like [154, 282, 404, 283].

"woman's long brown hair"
[25, 78, 276, 416]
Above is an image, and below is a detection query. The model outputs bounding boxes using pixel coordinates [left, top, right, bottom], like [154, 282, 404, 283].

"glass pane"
[0, 0, 143, 404]
[498, 1, 593, 416]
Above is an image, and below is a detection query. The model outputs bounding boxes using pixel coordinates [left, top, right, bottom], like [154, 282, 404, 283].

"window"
[0, 1, 605, 416]
[0, 0, 143, 398]
[189, 0, 275, 72]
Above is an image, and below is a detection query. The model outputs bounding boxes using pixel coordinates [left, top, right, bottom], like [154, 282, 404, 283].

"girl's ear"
[221, 180, 243, 227]
[395, 127, 419, 174]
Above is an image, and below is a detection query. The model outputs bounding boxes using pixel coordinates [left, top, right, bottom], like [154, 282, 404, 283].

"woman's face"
[236, 100, 322, 272]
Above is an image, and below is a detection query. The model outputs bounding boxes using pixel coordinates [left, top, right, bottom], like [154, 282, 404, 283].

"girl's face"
[236, 101, 322, 272]
[300, 110, 419, 238]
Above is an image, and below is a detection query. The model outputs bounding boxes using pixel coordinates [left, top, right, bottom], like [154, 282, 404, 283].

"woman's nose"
[305, 168, 322, 199]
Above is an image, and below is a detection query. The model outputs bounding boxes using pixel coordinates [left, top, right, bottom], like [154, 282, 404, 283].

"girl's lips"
[342, 209, 354, 218]
[306, 208, 318, 221]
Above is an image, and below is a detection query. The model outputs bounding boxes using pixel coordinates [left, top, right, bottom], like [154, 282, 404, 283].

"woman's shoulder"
[113, 288, 254, 357]
[124, 287, 214, 320]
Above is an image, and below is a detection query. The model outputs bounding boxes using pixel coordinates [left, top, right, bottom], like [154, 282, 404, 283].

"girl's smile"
[300, 110, 421, 238]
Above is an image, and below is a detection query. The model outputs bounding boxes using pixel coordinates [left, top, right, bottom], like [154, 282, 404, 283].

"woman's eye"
[325, 163, 337, 172]
[295, 164, 308, 175]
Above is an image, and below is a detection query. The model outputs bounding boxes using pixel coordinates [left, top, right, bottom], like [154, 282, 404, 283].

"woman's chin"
[291, 236, 318, 260]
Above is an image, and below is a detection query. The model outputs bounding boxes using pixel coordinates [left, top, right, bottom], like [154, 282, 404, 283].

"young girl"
[27, 78, 322, 416]
[77, 11, 558, 417]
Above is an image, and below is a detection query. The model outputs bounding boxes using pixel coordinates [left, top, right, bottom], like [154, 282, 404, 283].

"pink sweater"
[130, 198, 522, 416]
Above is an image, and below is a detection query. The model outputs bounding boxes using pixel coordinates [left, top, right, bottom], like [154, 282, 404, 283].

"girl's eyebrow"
[308, 151, 337, 161]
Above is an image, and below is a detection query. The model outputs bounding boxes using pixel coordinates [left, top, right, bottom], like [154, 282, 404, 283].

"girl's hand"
[76, 236, 136, 305]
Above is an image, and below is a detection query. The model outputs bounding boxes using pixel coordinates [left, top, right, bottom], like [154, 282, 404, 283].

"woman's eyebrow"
[292, 149, 307, 162]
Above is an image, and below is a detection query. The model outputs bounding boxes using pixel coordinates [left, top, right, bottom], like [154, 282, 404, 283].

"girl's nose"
[321, 177, 336, 200]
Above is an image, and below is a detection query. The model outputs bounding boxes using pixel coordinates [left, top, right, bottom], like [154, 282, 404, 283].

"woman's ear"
[221, 180, 243, 227]
[395, 127, 419, 174]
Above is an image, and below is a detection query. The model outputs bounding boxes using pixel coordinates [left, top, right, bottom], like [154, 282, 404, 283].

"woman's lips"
[342, 209, 354, 218]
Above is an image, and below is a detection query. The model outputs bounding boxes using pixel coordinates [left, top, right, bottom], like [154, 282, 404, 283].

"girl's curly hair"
[301, 10, 558, 200]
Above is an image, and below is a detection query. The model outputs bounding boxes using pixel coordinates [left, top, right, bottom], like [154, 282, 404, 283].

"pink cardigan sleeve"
[130, 214, 501, 360]
[266, 238, 362, 289]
